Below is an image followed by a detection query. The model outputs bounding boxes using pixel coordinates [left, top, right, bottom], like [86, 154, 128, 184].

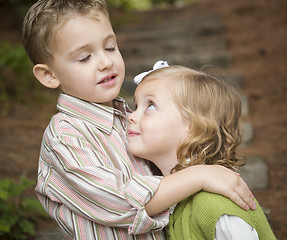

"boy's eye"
[79, 55, 91, 63]
[106, 47, 116, 52]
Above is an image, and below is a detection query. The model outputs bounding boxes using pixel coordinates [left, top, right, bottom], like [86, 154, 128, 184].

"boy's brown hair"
[21, 0, 108, 65]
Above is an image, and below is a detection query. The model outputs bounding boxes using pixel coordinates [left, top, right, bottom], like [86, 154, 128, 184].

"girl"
[127, 61, 276, 239]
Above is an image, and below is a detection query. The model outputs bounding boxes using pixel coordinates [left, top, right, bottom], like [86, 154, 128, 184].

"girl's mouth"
[127, 129, 140, 137]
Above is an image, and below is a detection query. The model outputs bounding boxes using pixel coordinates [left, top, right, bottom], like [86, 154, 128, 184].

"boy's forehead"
[52, 10, 109, 45]
[50, 12, 115, 63]
[56, 9, 103, 29]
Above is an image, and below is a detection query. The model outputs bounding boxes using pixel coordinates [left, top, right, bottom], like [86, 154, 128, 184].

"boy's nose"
[98, 53, 113, 70]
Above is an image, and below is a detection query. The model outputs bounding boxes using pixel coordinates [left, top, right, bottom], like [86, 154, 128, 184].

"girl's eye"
[146, 103, 156, 110]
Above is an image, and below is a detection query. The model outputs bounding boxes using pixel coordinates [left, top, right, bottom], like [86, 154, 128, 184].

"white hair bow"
[133, 60, 169, 85]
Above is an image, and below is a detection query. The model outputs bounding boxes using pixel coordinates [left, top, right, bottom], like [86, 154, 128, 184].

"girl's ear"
[33, 64, 60, 89]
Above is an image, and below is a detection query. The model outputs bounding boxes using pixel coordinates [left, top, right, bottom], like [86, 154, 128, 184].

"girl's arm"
[145, 165, 256, 216]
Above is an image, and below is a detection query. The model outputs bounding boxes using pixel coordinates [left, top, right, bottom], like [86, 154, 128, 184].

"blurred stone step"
[241, 122, 254, 147]
[120, 37, 227, 58]
[35, 228, 64, 240]
[124, 51, 232, 78]
[241, 94, 250, 116]
[117, 15, 224, 44]
[240, 155, 269, 190]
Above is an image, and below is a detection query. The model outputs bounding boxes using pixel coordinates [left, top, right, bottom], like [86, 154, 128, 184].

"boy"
[21, 1, 255, 239]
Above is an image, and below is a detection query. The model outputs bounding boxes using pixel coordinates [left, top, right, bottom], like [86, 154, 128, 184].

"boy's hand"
[145, 164, 255, 216]
[200, 165, 256, 210]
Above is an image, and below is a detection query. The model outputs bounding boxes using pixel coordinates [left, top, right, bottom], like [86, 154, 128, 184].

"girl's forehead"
[136, 79, 165, 94]
[135, 79, 174, 103]
[140, 77, 169, 88]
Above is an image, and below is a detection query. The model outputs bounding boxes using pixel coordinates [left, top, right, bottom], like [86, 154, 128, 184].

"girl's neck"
[150, 155, 178, 176]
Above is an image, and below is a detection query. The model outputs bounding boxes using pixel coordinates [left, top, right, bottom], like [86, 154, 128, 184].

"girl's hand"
[200, 165, 256, 210]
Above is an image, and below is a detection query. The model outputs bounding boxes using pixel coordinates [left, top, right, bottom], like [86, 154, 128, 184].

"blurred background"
[0, 0, 286, 239]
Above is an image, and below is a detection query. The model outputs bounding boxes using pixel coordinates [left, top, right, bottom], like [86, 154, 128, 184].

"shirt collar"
[57, 93, 130, 134]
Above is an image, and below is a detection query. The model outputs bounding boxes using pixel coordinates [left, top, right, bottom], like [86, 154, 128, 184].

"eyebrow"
[133, 92, 156, 104]
[69, 44, 90, 58]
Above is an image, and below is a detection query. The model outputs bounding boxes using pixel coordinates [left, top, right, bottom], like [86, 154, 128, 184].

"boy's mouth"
[98, 74, 116, 85]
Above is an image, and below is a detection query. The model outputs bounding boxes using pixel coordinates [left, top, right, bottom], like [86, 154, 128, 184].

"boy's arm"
[38, 131, 169, 234]
[145, 165, 256, 216]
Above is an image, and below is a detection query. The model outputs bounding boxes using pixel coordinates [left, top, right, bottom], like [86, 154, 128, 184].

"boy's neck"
[101, 100, 114, 107]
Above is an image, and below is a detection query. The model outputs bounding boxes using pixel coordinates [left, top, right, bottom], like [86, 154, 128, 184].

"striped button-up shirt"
[36, 93, 169, 239]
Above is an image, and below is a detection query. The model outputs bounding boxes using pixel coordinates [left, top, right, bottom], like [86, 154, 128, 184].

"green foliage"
[0, 177, 47, 240]
[0, 41, 35, 115]
[2, 0, 196, 13]
[2, 0, 172, 11]
[107, 0, 133, 10]
[107, 0, 192, 10]
[151, 0, 177, 5]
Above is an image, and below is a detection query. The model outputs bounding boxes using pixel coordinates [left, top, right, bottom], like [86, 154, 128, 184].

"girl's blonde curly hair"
[142, 65, 245, 173]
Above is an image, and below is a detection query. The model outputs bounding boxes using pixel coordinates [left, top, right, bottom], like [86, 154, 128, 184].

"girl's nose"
[128, 112, 136, 123]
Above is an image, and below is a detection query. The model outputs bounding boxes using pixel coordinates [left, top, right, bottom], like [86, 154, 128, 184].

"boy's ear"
[33, 64, 60, 89]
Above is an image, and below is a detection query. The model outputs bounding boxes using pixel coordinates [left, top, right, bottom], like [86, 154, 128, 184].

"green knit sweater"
[166, 191, 276, 240]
